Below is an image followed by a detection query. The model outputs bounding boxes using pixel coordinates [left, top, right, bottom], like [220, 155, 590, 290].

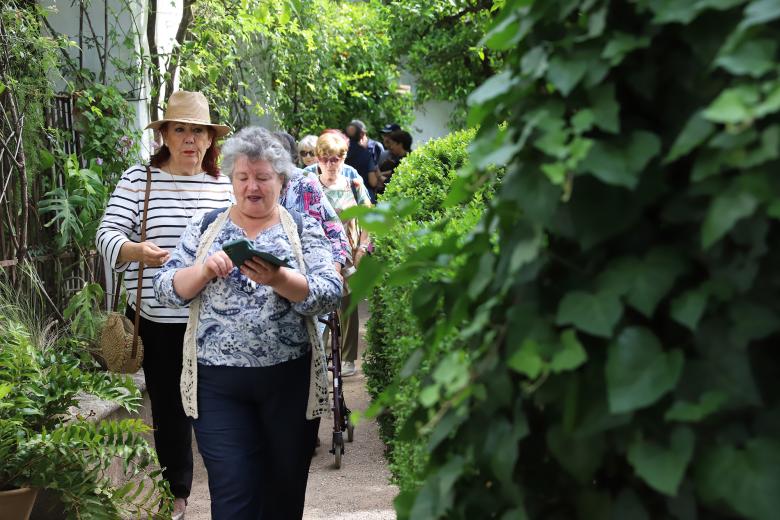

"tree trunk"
[147, 0, 160, 121]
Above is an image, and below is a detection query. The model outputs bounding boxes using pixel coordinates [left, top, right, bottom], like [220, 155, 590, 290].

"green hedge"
[370, 1, 780, 518]
[364, 128, 496, 490]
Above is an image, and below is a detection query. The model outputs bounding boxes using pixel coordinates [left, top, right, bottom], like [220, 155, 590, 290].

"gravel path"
[183, 301, 398, 519]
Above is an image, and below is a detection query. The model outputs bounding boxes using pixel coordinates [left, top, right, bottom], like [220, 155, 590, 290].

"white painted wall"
[400, 70, 456, 149]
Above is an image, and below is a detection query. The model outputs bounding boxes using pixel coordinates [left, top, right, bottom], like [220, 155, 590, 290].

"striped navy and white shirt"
[96, 164, 234, 323]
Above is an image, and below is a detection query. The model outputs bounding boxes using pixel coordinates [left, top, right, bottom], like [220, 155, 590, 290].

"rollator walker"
[319, 311, 354, 468]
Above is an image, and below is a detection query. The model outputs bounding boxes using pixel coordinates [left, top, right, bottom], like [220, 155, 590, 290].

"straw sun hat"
[145, 90, 231, 138]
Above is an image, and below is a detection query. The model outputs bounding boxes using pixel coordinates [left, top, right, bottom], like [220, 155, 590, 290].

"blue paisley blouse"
[153, 208, 342, 367]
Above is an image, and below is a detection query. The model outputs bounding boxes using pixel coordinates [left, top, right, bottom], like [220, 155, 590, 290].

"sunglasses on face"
[300, 150, 315, 157]
[318, 155, 343, 165]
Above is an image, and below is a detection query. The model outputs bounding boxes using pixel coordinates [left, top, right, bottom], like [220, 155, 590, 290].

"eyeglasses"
[318, 155, 343, 165]
[300, 150, 315, 157]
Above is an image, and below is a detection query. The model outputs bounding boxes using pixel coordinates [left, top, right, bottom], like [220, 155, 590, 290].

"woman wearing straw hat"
[96, 90, 232, 519]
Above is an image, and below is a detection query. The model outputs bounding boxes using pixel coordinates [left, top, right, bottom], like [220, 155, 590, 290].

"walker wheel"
[333, 433, 344, 469]
[347, 419, 354, 442]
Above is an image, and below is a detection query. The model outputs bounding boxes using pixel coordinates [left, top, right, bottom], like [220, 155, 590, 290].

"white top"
[96, 164, 234, 323]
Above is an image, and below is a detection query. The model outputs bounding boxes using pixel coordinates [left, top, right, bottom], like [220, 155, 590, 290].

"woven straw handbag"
[96, 166, 152, 373]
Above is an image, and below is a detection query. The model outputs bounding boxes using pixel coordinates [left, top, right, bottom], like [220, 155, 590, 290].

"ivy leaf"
[606, 327, 684, 414]
[467, 252, 496, 299]
[627, 427, 695, 496]
[601, 32, 651, 65]
[547, 54, 588, 96]
[468, 69, 516, 107]
[739, 0, 780, 29]
[344, 256, 385, 315]
[521, 46, 549, 79]
[507, 339, 545, 379]
[547, 424, 605, 483]
[550, 329, 587, 373]
[714, 38, 778, 77]
[665, 391, 728, 422]
[579, 131, 660, 189]
[665, 111, 715, 163]
[556, 290, 623, 338]
[729, 300, 780, 346]
[701, 190, 758, 248]
[670, 285, 710, 330]
[704, 85, 756, 123]
[626, 248, 687, 317]
[588, 83, 620, 133]
[695, 438, 780, 519]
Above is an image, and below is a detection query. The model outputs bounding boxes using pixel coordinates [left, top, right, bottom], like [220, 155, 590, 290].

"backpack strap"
[200, 207, 229, 234]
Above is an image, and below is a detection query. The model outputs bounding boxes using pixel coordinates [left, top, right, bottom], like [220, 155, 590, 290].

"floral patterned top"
[280, 169, 351, 267]
[153, 208, 342, 367]
[303, 164, 372, 253]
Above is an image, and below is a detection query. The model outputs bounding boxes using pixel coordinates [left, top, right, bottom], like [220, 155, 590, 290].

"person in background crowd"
[273, 131, 351, 276]
[346, 119, 384, 166]
[308, 131, 372, 378]
[377, 129, 413, 196]
[344, 120, 379, 203]
[96, 90, 233, 520]
[154, 127, 341, 519]
[378, 122, 401, 164]
[297, 134, 318, 168]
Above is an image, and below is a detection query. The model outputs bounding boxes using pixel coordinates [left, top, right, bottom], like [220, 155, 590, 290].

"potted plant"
[0, 278, 172, 519]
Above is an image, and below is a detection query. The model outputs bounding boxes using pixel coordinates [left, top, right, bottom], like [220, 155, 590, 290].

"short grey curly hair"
[220, 126, 292, 188]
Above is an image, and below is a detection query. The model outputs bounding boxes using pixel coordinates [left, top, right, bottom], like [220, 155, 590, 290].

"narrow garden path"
[183, 301, 398, 519]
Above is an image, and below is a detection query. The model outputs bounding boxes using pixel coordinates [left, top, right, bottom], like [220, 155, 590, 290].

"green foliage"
[39, 155, 108, 251]
[0, 277, 171, 517]
[383, 0, 505, 125]
[72, 84, 142, 183]
[63, 282, 106, 341]
[178, 0, 412, 136]
[361, 0, 780, 518]
[363, 128, 497, 491]
[0, 1, 61, 177]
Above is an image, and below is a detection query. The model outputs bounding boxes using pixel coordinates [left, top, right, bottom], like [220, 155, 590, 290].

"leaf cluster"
[365, 0, 780, 518]
[364, 128, 497, 490]
[383, 0, 505, 125]
[178, 0, 413, 136]
[0, 278, 172, 517]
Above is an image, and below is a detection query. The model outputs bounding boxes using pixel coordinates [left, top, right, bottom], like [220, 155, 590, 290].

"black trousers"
[193, 353, 320, 520]
[126, 307, 193, 499]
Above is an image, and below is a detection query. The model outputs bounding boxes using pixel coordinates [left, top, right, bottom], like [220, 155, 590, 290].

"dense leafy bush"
[0, 274, 171, 517]
[358, 0, 780, 518]
[364, 128, 497, 490]
[179, 0, 412, 135]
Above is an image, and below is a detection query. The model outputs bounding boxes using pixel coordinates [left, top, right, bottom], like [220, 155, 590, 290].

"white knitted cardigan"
[180, 205, 331, 420]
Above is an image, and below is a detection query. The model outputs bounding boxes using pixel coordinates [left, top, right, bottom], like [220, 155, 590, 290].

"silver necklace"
[168, 171, 205, 214]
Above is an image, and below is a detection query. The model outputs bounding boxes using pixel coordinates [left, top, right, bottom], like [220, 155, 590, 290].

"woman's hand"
[202, 251, 234, 280]
[120, 240, 170, 266]
[354, 247, 367, 267]
[240, 256, 283, 287]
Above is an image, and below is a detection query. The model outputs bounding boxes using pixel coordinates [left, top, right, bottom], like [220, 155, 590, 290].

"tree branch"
[163, 0, 195, 100]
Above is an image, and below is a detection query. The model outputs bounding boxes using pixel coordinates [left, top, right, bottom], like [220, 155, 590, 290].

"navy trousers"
[127, 307, 193, 499]
[193, 353, 320, 520]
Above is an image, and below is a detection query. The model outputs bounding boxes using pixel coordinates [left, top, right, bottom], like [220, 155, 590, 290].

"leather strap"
[131, 165, 152, 357]
[111, 272, 124, 312]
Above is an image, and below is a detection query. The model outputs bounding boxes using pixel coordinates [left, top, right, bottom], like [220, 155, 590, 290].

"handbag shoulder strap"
[131, 165, 152, 356]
